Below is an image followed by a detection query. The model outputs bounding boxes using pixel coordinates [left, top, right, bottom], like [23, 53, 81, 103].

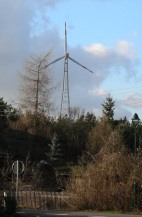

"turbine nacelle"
[65, 53, 69, 58]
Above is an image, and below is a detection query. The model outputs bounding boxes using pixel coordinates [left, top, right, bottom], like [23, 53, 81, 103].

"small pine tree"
[0, 98, 20, 125]
[102, 94, 115, 121]
[46, 134, 62, 163]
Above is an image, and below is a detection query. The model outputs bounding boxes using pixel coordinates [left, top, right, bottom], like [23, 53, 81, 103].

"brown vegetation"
[0, 96, 142, 212]
[67, 119, 142, 212]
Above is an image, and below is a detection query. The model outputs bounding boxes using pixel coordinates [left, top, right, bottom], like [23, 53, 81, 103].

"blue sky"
[0, 0, 142, 120]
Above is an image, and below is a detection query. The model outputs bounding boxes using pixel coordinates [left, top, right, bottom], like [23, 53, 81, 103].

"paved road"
[17, 208, 142, 217]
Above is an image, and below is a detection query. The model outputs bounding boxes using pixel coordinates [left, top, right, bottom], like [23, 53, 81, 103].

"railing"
[18, 191, 72, 210]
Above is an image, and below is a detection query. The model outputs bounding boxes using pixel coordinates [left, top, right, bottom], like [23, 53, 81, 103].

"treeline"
[0, 93, 142, 211]
[0, 95, 141, 163]
[0, 97, 97, 162]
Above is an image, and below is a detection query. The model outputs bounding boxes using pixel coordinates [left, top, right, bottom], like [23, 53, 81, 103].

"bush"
[67, 125, 137, 212]
[67, 154, 134, 212]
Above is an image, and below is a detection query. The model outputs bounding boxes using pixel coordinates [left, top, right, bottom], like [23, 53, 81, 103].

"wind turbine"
[45, 23, 94, 118]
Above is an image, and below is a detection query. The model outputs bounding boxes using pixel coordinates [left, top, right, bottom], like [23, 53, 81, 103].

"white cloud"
[116, 40, 136, 59]
[84, 40, 139, 80]
[121, 93, 142, 108]
[84, 43, 109, 57]
[0, 0, 62, 102]
[88, 88, 108, 96]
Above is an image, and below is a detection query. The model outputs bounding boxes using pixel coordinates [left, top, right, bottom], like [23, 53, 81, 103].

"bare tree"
[19, 51, 55, 114]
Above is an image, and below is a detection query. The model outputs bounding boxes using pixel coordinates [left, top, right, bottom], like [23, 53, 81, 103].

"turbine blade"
[65, 22, 67, 55]
[44, 55, 65, 69]
[68, 56, 94, 73]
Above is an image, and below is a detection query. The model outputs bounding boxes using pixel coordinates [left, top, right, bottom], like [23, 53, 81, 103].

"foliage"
[67, 117, 142, 211]
[0, 98, 20, 126]
[67, 154, 134, 211]
[32, 160, 57, 191]
[1, 95, 142, 212]
[46, 133, 62, 163]
[0, 155, 14, 190]
[8, 112, 52, 161]
[87, 117, 113, 156]
[0, 97, 8, 123]
[68, 148, 129, 210]
[53, 112, 96, 163]
[102, 94, 115, 121]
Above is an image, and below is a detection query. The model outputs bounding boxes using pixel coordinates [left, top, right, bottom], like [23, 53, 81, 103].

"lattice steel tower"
[46, 23, 94, 118]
